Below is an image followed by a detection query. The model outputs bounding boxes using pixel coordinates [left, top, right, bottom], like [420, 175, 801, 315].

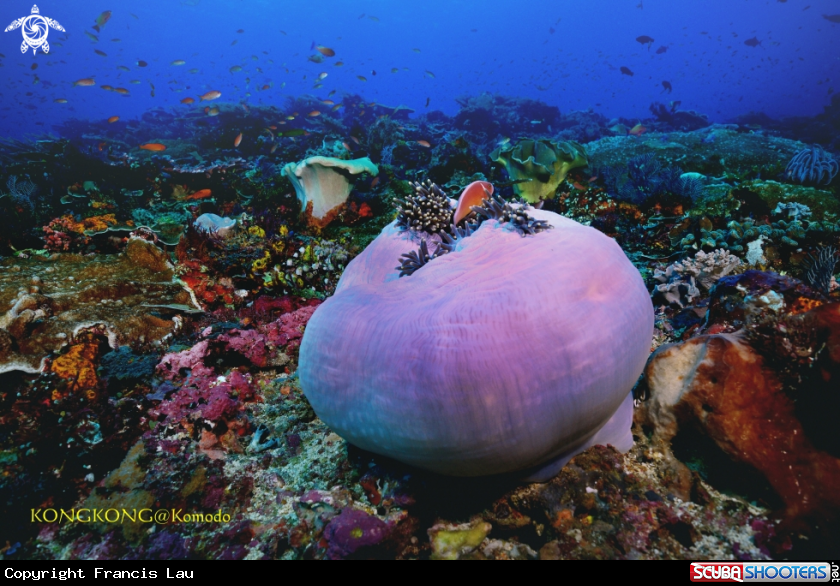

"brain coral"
[299, 205, 653, 480]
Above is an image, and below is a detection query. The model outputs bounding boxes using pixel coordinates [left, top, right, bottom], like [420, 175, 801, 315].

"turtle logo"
[4, 5, 65, 55]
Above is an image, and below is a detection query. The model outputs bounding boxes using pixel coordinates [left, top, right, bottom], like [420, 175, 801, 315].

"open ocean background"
[1, 0, 839, 138]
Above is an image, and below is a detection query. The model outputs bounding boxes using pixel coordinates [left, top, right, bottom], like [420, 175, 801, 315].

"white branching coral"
[653, 249, 741, 308]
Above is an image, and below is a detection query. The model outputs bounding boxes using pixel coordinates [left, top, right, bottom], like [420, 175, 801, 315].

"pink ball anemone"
[299, 200, 653, 480]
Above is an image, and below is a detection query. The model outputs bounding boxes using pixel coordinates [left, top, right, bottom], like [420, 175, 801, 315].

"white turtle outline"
[4, 5, 65, 55]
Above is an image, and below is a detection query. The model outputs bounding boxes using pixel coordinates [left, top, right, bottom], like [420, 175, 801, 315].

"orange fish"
[454, 181, 494, 224]
[308, 110, 321, 117]
[107, 116, 119, 123]
[321, 99, 335, 105]
[54, 98, 68, 103]
[113, 87, 129, 95]
[101, 84, 114, 91]
[416, 140, 431, 148]
[73, 78, 95, 87]
[205, 106, 220, 116]
[371, 176, 380, 188]
[261, 84, 270, 90]
[349, 136, 360, 145]
[331, 104, 341, 111]
[139, 143, 166, 151]
[186, 189, 213, 200]
[629, 123, 647, 136]
[199, 90, 222, 101]
[234, 132, 243, 147]
[315, 45, 335, 57]
[180, 97, 195, 104]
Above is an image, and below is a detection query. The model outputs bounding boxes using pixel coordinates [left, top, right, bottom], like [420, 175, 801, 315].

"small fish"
[73, 78, 96, 87]
[139, 143, 166, 151]
[205, 106, 220, 116]
[349, 136, 360, 145]
[111, 38, 120, 42]
[30, 63, 37, 70]
[130, 80, 141, 84]
[497, 137, 510, 145]
[85, 31, 99, 42]
[270, 143, 278, 154]
[54, 98, 68, 103]
[171, 59, 186, 66]
[189, 68, 199, 74]
[425, 97, 430, 107]
[334, 61, 344, 67]
[331, 104, 341, 111]
[107, 116, 119, 123]
[229, 65, 242, 73]
[137, 60, 148, 67]
[114, 87, 129, 95]
[237, 29, 244, 33]
[286, 115, 296, 120]
[629, 123, 647, 136]
[822, 14, 840, 23]
[620, 66, 634, 76]
[314, 45, 335, 57]
[342, 141, 352, 151]
[94, 49, 107, 57]
[391, 68, 399, 73]
[321, 99, 335, 105]
[308, 110, 321, 117]
[655, 46, 668, 54]
[368, 15, 379, 21]
[200, 90, 221, 101]
[234, 133, 243, 147]
[412, 48, 421, 53]
[261, 84, 271, 90]
[180, 97, 195, 104]
[424, 70, 435, 78]
[661, 80, 672, 93]
[744, 37, 762, 47]
[308, 54, 324, 63]
[318, 72, 328, 80]
[357, 75, 367, 82]
[117, 65, 130, 71]
[416, 140, 431, 148]
[241, 103, 250, 113]
[94, 10, 111, 29]
[636, 35, 654, 48]
[185, 189, 212, 200]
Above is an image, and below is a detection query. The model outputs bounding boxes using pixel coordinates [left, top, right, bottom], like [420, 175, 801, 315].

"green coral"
[490, 139, 587, 204]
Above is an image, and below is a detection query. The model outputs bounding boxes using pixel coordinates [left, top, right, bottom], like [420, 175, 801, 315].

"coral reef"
[0, 90, 838, 561]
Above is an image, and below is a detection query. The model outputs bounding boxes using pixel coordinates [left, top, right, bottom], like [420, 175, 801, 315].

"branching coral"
[785, 144, 838, 186]
[2, 175, 36, 210]
[653, 248, 741, 308]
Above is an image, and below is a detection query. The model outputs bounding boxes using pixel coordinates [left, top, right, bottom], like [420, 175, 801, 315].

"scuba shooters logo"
[690, 562, 833, 582]
[4, 4, 65, 55]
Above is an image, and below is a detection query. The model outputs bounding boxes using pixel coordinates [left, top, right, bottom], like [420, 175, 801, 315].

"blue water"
[1, 0, 838, 138]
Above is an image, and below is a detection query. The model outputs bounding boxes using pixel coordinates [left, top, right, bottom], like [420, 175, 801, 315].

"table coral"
[0, 243, 190, 373]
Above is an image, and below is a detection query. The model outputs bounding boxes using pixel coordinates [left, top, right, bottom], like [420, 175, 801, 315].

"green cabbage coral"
[490, 139, 587, 204]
